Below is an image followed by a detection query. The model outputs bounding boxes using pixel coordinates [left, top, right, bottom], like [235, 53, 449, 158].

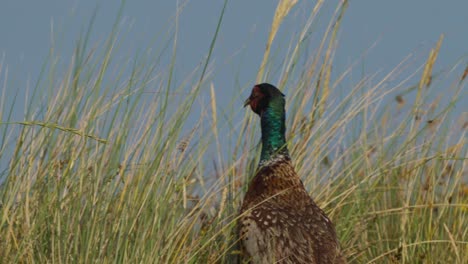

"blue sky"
[0, 1, 466, 150]
[2, 1, 466, 91]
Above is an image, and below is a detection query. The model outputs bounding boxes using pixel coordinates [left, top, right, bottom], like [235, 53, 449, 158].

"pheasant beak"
[243, 97, 251, 108]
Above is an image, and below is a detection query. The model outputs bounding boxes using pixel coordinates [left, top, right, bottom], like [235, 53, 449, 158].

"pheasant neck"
[259, 106, 289, 164]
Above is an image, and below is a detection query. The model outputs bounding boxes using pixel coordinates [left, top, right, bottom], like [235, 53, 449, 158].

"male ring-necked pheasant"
[240, 83, 345, 263]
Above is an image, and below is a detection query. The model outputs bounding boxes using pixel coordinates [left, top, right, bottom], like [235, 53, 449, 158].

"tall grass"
[1, 1, 467, 263]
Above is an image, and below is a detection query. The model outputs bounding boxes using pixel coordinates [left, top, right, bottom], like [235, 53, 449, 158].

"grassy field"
[1, 1, 467, 263]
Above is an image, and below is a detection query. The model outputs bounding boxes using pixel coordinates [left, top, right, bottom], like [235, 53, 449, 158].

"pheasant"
[239, 83, 345, 263]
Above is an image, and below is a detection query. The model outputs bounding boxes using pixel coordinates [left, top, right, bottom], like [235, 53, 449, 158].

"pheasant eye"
[252, 91, 263, 100]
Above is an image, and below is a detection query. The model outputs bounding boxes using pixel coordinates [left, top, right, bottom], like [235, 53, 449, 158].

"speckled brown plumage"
[240, 83, 345, 264]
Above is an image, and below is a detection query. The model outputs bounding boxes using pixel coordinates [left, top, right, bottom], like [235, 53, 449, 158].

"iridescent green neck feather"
[260, 98, 289, 163]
